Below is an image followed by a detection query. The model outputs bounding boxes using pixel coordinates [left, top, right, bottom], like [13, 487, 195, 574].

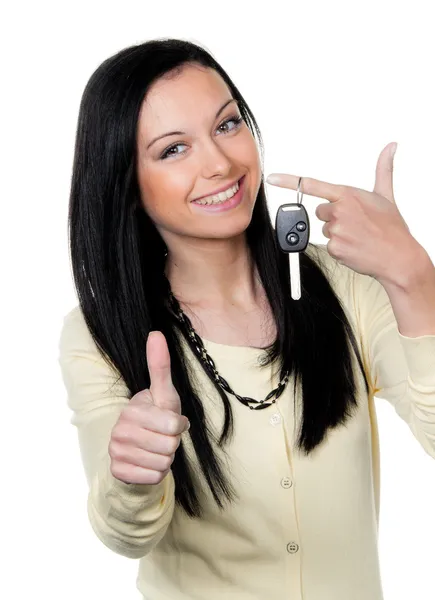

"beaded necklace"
[167, 290, 290, 410]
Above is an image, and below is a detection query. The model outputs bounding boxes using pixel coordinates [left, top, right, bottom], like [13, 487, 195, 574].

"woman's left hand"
[266, 142, 421, 285]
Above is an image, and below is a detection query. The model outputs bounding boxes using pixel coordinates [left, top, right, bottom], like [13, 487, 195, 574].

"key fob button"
[286, 232, 299, 245]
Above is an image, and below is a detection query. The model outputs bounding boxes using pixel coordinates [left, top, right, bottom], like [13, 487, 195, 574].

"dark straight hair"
[68, 37, 370, 517]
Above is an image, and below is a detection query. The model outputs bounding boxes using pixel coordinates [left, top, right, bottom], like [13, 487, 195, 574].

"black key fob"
[275, 203, 310, 253]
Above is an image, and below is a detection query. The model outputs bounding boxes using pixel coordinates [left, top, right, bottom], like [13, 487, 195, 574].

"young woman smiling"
[58, 37, 435, 600]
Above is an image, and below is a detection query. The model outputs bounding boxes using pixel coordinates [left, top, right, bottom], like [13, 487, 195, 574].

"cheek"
[138, 168, 191, 221]
[232, 133, 262, 187]
[233, 131, 259, 164]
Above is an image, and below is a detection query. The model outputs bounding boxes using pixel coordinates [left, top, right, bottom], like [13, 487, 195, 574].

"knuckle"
[148, 470, 164, 485]
[336, 184, 349, 197]
[166, 436, 179, 455]
[108, 441, 122, 460]
[109, 442, 125, 462]
[327, 238, 341, 258]
[165, 415, 181, 435]
[315, 204, 322, 219]
[110, 461, 126, 480]
[333, 202, 347, 220]
[161, 455, 173, 471]
[112, 423, 132, 443]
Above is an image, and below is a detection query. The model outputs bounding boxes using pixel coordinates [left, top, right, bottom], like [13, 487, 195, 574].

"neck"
[164, 234, 263, 310]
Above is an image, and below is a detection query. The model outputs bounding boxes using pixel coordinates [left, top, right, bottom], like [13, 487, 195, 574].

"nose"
[199, 139, 232, 179]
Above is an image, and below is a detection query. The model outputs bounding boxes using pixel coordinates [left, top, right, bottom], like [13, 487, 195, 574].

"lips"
[191, 176, 243, 202]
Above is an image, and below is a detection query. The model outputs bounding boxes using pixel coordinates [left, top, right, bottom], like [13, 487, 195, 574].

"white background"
[2, 0, 435, 598]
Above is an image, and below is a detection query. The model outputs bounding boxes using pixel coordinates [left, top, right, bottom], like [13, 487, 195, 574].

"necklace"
[167, 290, 290, 410]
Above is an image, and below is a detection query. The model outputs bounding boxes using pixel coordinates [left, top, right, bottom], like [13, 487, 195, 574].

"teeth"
[194, 180, 240, 205]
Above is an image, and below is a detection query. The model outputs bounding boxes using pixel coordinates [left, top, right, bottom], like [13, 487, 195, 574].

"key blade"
[289, 253, 301, 300]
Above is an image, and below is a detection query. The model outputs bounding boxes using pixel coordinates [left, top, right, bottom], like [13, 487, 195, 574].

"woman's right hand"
[109, 331, 190, 485]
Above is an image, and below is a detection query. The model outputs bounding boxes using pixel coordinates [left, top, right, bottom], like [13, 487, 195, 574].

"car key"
[275, 177, 310, 300]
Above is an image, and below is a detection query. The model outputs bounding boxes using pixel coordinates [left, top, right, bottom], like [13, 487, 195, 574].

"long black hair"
[68, 37, 370, 518]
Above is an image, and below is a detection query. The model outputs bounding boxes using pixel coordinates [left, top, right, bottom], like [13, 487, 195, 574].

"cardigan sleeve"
[58, 306, 175, 559]
[351, 268, 435, 459]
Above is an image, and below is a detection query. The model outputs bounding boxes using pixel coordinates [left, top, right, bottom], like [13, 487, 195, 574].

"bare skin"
[135, 62, 274, 348]
[178, 288, 277, 349]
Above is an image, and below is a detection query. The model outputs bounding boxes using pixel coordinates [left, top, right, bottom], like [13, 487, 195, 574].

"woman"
[58, 38, 435, 600]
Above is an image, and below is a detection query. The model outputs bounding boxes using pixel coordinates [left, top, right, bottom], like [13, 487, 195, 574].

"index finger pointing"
[266, 174, 342, 203]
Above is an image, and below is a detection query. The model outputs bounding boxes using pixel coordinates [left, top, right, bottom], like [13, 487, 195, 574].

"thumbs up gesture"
[109, 331, 190, 485]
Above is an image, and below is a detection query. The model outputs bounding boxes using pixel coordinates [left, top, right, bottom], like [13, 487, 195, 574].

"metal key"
[275, 177, 310, 300]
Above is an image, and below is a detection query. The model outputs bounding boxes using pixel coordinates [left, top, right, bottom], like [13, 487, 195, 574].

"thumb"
[373, 141, 397, 203]
[147, 331, 182, 415]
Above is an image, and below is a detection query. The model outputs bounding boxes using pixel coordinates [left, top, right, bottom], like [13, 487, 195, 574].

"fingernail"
[390, 143, 398, 158]
[266, 174, 281, 185]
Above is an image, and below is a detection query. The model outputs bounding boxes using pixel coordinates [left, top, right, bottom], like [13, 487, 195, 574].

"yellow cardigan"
[58, 245, 435, 600]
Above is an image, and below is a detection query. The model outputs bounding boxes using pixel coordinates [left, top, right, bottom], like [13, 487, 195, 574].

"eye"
[160, 143, 187, 160]
[159, 114, 244, 160]
[217, 115, 243, 134]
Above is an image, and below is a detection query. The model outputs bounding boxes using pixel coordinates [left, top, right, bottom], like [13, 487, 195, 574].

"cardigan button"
[287, 542, 299, 554]
[269, 413, 282, 426]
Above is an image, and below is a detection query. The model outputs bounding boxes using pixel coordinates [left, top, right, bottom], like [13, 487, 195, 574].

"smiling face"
[135, 63, 262, 251]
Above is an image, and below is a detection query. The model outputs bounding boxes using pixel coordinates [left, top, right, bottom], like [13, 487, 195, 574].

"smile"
[192, 177, 242, 205]
[190, 176, 246, 213]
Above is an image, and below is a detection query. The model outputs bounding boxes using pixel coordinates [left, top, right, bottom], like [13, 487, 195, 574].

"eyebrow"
[146, 98, 239, 150]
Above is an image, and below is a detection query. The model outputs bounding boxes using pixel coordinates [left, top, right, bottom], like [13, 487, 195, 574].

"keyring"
[297, 176, 304, 205]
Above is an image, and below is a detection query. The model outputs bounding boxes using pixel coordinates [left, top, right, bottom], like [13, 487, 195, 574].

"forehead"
[138, 65, 231, 126]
